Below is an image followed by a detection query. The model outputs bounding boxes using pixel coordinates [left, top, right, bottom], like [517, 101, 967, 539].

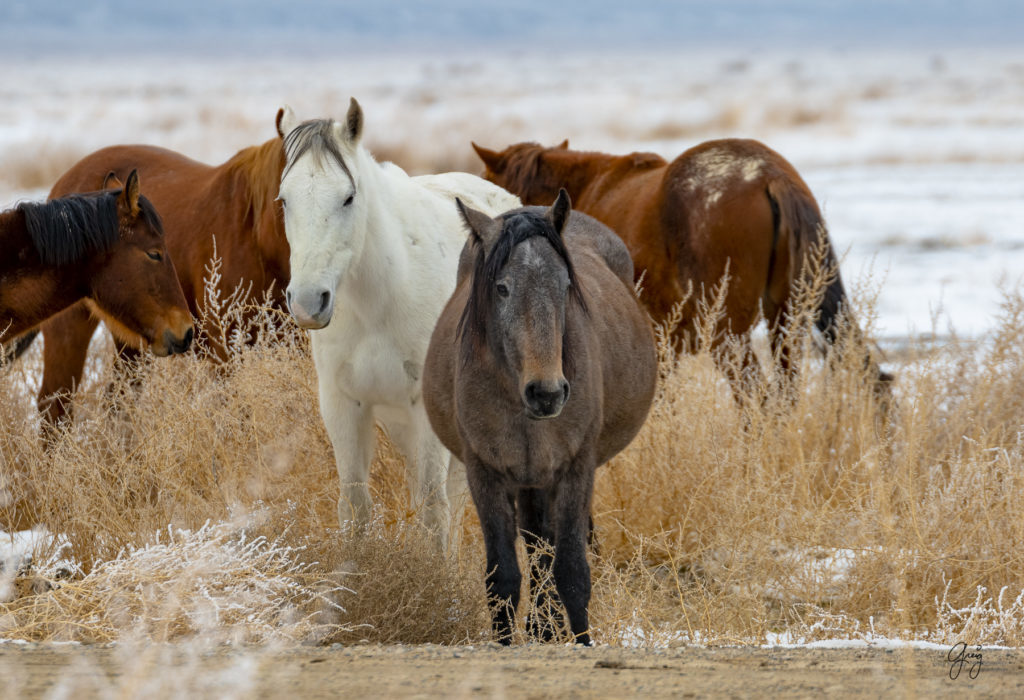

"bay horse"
[276, 99, 521, 550]
[5, 114, 291, 425]
[473, 139, 892, 395]
[0, 170, 192, 358]
[423, 190, 658, 644]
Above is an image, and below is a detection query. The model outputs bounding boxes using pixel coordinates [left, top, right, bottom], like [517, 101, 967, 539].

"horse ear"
[344, 97, 363, 143]
[456, 198, 500, 249]
[472, 142, 504, 173]
[103, 171, 124, 190]
[277, 105, 299, 138]
[122, 169, 141, 218]
[555, 139, 569, 150]
[547, 188, 571, 235]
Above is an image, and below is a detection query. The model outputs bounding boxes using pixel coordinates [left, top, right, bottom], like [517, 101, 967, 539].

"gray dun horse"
[423, 190, 657, 645]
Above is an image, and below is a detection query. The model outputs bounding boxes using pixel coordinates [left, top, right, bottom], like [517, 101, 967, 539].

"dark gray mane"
[16, 191, 162, 267]
[282, 119, 355, 188]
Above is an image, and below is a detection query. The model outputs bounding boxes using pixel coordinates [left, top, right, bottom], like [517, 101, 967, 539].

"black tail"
[766, 178, 892, 387]
[1, 330, 38, 366]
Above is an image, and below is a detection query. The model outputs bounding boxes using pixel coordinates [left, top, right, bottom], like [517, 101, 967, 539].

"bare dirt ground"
[2, 643, 1021, 699]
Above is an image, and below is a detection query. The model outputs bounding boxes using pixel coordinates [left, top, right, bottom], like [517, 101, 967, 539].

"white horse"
[276, 99, 521, 549]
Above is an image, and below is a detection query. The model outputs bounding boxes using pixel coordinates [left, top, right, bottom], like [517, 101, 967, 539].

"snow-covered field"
[1, 48, 1021, 340]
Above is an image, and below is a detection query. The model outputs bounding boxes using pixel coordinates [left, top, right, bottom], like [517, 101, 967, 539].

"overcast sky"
[2, 0, 1021, 56]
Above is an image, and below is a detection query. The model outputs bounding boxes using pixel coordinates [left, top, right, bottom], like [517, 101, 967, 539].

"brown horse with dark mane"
[5, 112, 293, 425]
[424, 191, 657, 644]
[473, 139, 892, 393]
[0, 170, 192, 358]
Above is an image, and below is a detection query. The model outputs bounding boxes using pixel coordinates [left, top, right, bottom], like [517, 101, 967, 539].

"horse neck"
[340, 158, 415, 306]
[222, 138, 289, 280]
[533, 150, 618, 204]
[0, 210, 88, 338]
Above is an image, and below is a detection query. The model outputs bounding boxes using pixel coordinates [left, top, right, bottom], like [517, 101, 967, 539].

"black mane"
[458, 210, 587, 366]
[17, 191, 162, 266]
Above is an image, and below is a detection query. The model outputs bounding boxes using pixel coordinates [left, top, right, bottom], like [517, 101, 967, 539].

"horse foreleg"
[398, 413, 453, 552]
[105, 340, 145, 415]
[466, 456, 520, 645]
[38, 303, 100, 432]
[518, 487, 562, 642]
[319, 389, 375, 530]
[551, 458, 596, 646]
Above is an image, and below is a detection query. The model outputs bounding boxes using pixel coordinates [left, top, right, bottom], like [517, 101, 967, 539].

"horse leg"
[319, 391, 376, 530]
[466, 455, 520, 644]
[767, 305, 801, 403]
[38, 303, 100, 432]
[519, 487, 562, 642]
[394, 412, 452, 552]
[551, 457, 596, 646]
[105, 339, 145, 414]
[714, 333, 761, 406]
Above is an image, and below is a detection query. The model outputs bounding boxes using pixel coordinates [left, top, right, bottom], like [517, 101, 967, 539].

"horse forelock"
[457, 210, 587, 369]
[281, 119, 356, 189]
[17, 190, 161, 266]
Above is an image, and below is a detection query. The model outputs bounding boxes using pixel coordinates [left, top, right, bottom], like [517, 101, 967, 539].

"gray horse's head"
[456, 189, 586, 420]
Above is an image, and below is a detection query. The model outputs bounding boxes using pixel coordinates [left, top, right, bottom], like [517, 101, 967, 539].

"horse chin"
[525, 407, 563, 421]
[294, 315, 331, 330]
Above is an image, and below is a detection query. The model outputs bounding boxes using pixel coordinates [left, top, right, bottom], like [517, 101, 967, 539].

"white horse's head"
[277, 98, 367, 329]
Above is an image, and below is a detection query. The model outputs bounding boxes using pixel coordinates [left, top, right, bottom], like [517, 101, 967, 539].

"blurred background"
[2, 0, 1022, 341]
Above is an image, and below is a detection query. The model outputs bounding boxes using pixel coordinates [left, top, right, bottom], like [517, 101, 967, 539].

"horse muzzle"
[286, 286, 334, 329]
[152, 325, 194, 357]
[523, 378, 570, 420]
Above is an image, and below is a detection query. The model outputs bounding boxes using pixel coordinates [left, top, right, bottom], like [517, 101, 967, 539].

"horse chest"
[461, 409, 586, 488]
[314, 328, 421, 407]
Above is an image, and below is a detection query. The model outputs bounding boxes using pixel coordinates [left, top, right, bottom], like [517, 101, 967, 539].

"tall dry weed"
[2, 265, 1024, 647]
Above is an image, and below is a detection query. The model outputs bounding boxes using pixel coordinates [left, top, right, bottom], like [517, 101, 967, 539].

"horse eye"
[496, 283, 510, 298]
[147, 250, 163, 262]
[343, 194, 355, 207]
[278, 197, 287, 208]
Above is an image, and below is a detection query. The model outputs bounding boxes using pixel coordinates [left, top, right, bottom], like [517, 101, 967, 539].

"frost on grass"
[0, 517, 351, 644]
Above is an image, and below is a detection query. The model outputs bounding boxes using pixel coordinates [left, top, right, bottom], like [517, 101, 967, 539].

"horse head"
[86, 170, 193, 356]
[277, 99, 367, 329]
[457, 189, 584, 420]
[472, 139, 570, 206]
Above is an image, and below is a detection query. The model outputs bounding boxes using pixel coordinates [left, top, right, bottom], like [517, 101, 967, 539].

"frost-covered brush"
[0, 519, 351, 644]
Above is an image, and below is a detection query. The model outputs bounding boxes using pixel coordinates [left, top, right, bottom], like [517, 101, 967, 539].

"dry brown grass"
[2, 267, 1024, 648]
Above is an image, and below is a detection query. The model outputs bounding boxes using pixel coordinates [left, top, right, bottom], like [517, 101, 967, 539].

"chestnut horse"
[1, 170, 192, 357]
[6, 114, 291, 425]
[473, 139, 892, 393]
[424, 191, 657, 644]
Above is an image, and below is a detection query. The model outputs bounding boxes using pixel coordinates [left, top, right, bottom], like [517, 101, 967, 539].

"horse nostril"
[524, 382, 540, 405]
[183, 327, 194, 349]
[318, 290, 331, 315]
[561, 380, 570, 403]
[286, 290, 293, 308]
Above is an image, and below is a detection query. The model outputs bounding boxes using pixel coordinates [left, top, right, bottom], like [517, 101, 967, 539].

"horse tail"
[1, 330, 39, 366]
[766, 178, 893, 387]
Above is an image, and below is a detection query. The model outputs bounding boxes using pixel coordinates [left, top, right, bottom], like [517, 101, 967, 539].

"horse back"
[48, 142, 287, 314]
